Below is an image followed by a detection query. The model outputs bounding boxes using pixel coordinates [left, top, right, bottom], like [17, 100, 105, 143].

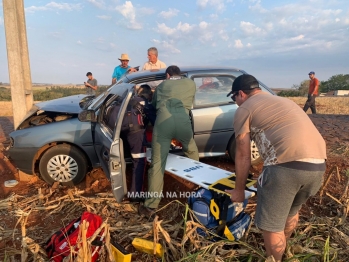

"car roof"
[118, 66, 274, 95]
[122, 66, 245, 82]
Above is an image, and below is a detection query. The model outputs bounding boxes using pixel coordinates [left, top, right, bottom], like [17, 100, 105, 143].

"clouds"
[152, 39, 181, 54]
[290, 35, 305, 41]
[240, 21, 265, 36]
[196, 0, 225, 12]
[234, 39, 243, 48]
[87, 0, 106, 9]
[115, 1, 142, 29]
[25, 2, 82, 13]
[157, 22, 194, 36]
[197, 0, 209, 9]
[97, 15, 112, 20]
[159, 8, 179, 19]
[1, 0, 348, 88]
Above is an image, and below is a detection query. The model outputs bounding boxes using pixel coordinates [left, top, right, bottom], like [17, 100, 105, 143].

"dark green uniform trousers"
[144, 107, 199, 209]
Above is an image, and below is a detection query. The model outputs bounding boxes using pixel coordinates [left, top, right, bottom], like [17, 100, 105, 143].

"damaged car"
[7, 67, 274, 201]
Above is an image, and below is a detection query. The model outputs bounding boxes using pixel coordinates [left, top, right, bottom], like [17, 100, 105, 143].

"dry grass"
[0, 101, 13, 116]
[1, 170, 349, 262]
[288, 96, 349, 115]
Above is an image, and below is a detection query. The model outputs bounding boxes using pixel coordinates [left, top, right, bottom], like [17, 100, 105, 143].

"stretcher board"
[146, 148, 257, 199]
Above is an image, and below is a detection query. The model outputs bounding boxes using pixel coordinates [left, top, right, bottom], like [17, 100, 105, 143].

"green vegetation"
[321, 74, 349, 93]
[0, 87, 12, 100]
[278, 74, 349, 97]
[0, 85, 109, 101]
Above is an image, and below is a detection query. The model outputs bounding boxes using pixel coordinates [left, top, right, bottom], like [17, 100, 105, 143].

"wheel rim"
[46, 154, 78, 182]
[251, 141, 260, 161]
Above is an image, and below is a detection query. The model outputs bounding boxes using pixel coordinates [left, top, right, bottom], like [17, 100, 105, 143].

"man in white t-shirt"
[130, 47, 166, 89]
[141, 47, 166, 70]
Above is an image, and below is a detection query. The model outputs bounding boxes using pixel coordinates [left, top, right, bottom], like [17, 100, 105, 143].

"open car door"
[92, 84, 134, 202]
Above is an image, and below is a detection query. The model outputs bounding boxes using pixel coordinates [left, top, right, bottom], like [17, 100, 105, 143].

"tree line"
[278, 74, 349, 97]
[0, 86, 109, 101]
[1, 74, 348, 100]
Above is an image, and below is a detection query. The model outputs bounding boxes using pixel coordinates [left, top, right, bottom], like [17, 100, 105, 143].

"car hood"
[35, 94, 91, 114]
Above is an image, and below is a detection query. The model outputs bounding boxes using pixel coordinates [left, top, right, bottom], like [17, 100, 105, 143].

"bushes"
[278, 90, 302, 97]
[0, 87, 12, 100]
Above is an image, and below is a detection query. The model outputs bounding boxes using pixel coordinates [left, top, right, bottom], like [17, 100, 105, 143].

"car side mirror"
[78, 110, 97, 122]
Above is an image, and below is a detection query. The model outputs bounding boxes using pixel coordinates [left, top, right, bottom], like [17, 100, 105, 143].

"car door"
[93, 84, 134, 203]
[188, 72, 243, 157]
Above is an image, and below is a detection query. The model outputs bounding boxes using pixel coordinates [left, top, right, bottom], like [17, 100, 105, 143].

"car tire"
[228, 138, 262, 165]
[39, 144, 88, 185]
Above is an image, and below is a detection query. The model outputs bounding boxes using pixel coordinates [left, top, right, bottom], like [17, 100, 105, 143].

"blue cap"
[308, 71, 315, 75]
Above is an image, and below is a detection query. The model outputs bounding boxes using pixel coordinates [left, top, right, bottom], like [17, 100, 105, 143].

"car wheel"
[228, 138, 262, 165]
[39, 144, 88, 185]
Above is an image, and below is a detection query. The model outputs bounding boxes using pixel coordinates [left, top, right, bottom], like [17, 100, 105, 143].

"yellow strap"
[224, 226, 235, 241]
[210, 199, 220, 220]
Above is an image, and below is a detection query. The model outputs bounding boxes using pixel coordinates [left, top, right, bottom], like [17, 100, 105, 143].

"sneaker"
[138, 205, 156, 220]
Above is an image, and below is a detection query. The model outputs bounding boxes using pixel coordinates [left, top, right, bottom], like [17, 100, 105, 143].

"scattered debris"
[4, 180, 18, 188]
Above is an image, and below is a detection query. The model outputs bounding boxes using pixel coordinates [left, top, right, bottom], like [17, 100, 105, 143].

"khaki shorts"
[255, 164, 324, 232]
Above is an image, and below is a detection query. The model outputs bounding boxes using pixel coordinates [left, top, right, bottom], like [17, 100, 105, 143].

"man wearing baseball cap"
[111, 53, 132, 84]
[226, 74, 326, 261]
[303, 71, 319, 114]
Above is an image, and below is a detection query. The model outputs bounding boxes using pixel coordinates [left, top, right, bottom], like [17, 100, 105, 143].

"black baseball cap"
[227, 74, 259, 97]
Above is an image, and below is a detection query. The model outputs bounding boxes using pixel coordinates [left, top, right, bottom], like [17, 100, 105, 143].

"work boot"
[138, 204, 156, 220]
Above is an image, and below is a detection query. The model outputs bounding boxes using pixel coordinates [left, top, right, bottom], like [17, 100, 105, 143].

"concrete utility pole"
[3, 0, 33, 129]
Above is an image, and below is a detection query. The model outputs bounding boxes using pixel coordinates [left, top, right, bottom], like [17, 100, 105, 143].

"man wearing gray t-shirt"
[85, 72, 98, 96]
[226, 74, 326, 262]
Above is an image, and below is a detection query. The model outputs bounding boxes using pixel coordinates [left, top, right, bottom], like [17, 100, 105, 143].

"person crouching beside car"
[106, 95, 148, 202]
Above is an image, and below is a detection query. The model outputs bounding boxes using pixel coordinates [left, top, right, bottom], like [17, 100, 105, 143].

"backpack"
[188, 188, 251, 241]
[45, 211, 104, 262]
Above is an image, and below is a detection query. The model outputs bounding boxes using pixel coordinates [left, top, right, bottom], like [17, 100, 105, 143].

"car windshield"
[88, 86, 114, 110]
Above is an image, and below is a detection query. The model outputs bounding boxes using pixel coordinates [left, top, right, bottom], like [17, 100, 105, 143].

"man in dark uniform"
[139, 65, 199, 217]
[106, 94, 150, 202]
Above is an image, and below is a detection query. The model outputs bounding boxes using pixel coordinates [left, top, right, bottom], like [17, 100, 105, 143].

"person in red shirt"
[303, 71, 319, 114]
[199, 77, 217, 90]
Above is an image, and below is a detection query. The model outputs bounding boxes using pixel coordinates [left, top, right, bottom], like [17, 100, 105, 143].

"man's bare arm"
[235, 133, 251, 190]
[226, 133, 251, 202]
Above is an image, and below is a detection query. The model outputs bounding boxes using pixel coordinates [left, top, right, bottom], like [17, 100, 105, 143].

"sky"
[0, 0, 348, 88]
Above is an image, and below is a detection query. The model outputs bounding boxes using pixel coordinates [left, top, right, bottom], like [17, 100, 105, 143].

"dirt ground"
[1, 114, 349, 260]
